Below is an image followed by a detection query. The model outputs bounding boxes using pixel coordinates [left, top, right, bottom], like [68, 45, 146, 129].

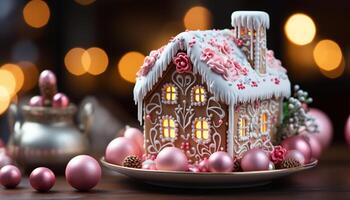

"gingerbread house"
[134, 11, 291, 164]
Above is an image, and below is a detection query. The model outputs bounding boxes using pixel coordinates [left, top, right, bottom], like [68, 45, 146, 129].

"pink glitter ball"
[52, 93, 70, 108]
[65, 155, 101, 191]
[155, 147, 188, 171]
[208, 151, 234, 172]
[0, 165, 21, 189]
[29, 167, 55, 192]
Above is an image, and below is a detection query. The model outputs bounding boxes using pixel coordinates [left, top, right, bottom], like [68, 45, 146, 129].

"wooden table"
[1, 146, 350, 200]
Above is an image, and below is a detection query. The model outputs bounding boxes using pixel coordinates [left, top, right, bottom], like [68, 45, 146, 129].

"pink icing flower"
[200, 48, 215, 61]
[219, 42, 231, 55]
[237, 83, 245, 90]
[234, 38, 244, 47]
[270, 145, 287, 165]
[173, 52, 192, 73]
[273, 78, 280, 85]
[207, 57, 229, 80]
[251, 81, 258, 87]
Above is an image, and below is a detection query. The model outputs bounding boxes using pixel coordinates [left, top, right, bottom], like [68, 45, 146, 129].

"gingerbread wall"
[143, 62, 228, 164]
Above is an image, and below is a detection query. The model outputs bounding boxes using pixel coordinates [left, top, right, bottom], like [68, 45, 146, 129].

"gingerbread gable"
[134, 29, 291, 124]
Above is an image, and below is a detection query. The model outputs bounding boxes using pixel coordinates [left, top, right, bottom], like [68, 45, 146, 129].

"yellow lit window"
[162, 118, 176, 138]
[194, 87, 206, 103]
[239, 118, 249, 137]
[195, 119, 209, 139]
[165, 86, 176, 101]
[260, 113, 268, 133]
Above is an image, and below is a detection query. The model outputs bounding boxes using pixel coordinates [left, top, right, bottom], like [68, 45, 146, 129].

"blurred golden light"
[18, 61, 39, 92]
[284, 13, 316, 45]
[320, 57, 345, 79]
[313, 39, 342, 71]
[74, 0, 96, 6]
[0, 86, 10, 115]
[83, 47, 109, 75]
[1, 63, 24, 93]
[183, 6, 212, 30]
[0, 69, 16, 97]
[23, 0, 50, 28]
[118, 52, 145, 83]
[64, 48, 88, 76]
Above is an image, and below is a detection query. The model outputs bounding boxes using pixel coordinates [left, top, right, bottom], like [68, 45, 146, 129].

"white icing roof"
[134, 29, 290, 122]
[231, 11, 270, 29]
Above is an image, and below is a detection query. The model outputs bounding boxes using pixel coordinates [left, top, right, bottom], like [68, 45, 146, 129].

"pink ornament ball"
[65, 155, 101, 191]
[281, 135, 312, 163]
[303, 134, 322, 159]
[39, 70, 57, 86]
[241, 149, 270, 172]
[285, 150, 306, 165]
[105, 137, 141, 165]
[208, 151, 233, 172]
[52, 93, 70, 108]
[155, 147, 188, 171]
[29, 96, 43, 107]
[30, 167, 55, 192]
[308, 108, 333, 149]
[124, 127, 144, 151]
[0, 165, 21, 189]
[345, 116, 350, 145]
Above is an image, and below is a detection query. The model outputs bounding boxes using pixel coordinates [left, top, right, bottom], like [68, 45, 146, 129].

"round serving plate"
[101, 157, 317, 189]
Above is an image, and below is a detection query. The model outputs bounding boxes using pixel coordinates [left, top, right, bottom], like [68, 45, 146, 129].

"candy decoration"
[285, 150, 306, 165]
[122, 155, 142, 169]
[123, 127, 144, 152]
[280, 158, 301, 169]
[241, 149, 270, 172]
[345, 116, 350, 145]
[52, 93, 70, 108]
[198, 158, 209, 172]
[308, 108, 333, 149]
[65, 155, 101, 191]
[302, 134, 322, 159]
[208, 151, 233, 172]
[155, 147, 188, 171]
[0, 165, 21, 189]
[29, 167, 55, 192]
[39, 70, 57, 106]
[29, 96, 43, 107]
[281, 135, 311, 163]
[105, 137, 141, 165]
[270, 145, 287, 165]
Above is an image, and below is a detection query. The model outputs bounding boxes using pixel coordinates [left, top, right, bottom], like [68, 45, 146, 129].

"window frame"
[238, 116, 250, 141]
[191, 117, 211, 144]
[260, 112, 269, 136]
[191, 85, 207, 106]
[161, 83, 178, 104]
[159, 115, 178, 142]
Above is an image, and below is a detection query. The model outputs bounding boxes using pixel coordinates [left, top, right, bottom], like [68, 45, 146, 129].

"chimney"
[231, 11, 270, 74]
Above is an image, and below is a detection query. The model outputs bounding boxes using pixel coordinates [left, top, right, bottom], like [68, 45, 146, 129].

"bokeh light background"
[0, 0, 349, 144]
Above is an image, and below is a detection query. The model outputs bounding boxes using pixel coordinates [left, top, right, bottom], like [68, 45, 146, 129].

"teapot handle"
[79, 102, 94, 136]
[7, 104, 19, 135]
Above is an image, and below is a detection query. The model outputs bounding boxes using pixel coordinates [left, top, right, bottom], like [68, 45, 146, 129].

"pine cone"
[280, 158, 301, 169]
[122, 155, 142, 168]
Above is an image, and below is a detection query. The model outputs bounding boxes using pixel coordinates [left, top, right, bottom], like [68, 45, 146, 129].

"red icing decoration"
[270, 145, 287, 165]
[173, 52, 192, 73]
[237, 83, 245, 90]
[251, 81, 258, 87]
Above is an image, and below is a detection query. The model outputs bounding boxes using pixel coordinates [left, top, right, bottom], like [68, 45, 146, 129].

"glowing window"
[260, 113, 268, 133]
[239, 117, 249, 137]
[165, 85, 176, 101]
[162, 118, 176, 138]
[194, 119, 209, 139]
[194, 87, 206, 102]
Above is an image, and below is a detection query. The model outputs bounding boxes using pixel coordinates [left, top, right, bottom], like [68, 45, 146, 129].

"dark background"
[0, 0, 349, 146]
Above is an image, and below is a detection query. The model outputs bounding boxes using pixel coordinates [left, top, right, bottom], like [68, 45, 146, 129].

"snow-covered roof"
[231, 11, 270, 29]
[134, 29, 291, 122]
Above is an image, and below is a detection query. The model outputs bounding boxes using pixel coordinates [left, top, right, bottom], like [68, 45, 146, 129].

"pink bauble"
[0, 165, 21, 189]
[39, 70, 57, 86]
[198, 158, 209, 172]
[302, 134, 322, 159]
[308, 108, 333, 149]
[345, 116, 350, 145]
[155, 147, 188, 171]
[65, 155, 101, 191]
[30, 167, 55, 192]
[285, 150, 306, 165]
[52, 93, 70, 108]
[124, 127, 144, 151]
[281, 135, 312, 163]
[241, 149, 270, 172]
[208, 151, 234, 172]
[29, 96, 43, 107]
[105, 137, 141, 165]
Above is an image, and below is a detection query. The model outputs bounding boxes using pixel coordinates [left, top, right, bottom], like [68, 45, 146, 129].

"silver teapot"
[7, 103, 93, 172]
